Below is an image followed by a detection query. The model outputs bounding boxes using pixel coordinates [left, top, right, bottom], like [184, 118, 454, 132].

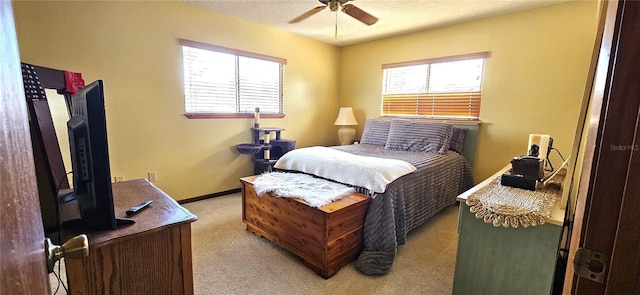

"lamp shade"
[333, 107, 358, 126]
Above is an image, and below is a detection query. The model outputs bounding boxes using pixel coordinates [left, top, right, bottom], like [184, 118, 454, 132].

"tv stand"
[60, 217, 135, 231]
[60, 179, 197, 294]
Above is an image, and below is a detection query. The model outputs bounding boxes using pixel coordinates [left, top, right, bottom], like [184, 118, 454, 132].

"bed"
[245, 118, 476, 276]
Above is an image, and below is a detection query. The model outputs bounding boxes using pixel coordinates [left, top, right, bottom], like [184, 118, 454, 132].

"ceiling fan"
[288, 0, 379, 26]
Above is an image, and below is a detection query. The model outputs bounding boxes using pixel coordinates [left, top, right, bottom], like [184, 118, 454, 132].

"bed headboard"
[451, 123, 479, 167]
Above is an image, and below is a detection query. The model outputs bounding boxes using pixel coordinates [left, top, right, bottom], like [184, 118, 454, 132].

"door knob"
[45, 234, 89, 273]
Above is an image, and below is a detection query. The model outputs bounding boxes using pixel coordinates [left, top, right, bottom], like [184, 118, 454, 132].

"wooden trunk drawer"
[240, 175, 370, 279]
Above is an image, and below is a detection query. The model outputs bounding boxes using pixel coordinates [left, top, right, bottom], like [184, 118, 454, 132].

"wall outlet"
[148, 171, 157, 182]
[114, 175, 124, 182]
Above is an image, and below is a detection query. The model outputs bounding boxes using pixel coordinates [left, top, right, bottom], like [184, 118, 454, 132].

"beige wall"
[13, 0, 600, 200]
[13, 1, 341, 200]
[339, 1, 600, 183]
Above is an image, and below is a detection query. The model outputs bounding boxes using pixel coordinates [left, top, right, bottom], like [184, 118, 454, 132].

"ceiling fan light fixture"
[329, 0, 340, 12]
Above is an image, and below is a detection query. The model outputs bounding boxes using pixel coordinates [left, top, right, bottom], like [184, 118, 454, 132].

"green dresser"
[452, 167, 566, 295]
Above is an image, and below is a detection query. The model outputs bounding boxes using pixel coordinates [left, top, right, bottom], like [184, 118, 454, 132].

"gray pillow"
[360, 118, 391, 146]
[449, 127, 468, 154]
[384, 119, 453, 154]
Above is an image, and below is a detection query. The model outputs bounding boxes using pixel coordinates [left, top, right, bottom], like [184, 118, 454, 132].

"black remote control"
[126, 199, 153, 216]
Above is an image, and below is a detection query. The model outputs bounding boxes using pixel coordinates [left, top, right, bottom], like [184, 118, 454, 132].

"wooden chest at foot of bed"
[240, 175, 370, 279]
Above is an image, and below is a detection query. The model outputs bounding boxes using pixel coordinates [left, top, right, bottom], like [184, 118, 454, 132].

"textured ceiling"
[185, 0, 568, 47]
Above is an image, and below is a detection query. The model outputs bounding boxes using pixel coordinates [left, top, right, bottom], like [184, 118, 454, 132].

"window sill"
[380, 116, 482, 126]
[184, 113, 286, 119]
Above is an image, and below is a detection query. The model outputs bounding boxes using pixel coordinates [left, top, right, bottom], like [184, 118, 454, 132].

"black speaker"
[501, 173, 537, 191]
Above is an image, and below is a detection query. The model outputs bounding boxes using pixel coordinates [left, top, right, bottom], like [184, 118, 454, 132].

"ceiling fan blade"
[288, 5, 327, 24]
[341, 3, 378, 25]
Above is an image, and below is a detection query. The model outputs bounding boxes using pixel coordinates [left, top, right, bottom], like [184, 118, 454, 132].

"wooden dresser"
[62, 179, 197, 295]
[240, 175, 370, 279]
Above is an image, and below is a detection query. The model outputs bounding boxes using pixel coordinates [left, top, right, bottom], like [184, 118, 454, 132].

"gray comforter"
[331, 144, 474, 276]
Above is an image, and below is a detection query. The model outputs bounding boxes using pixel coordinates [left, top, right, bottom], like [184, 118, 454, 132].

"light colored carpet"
[183, 193, 460, 295]
[50, 193, 460, 294]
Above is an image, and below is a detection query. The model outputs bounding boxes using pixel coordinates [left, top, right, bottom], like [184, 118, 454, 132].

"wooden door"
[0, 1, 51, 294]
[565, 0, 640, 293]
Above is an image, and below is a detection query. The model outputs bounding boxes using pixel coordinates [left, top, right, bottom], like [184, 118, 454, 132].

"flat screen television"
[65, 80, 132, 231]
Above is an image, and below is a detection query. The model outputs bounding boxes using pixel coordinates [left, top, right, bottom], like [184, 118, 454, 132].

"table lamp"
[334, 107, 358, 145]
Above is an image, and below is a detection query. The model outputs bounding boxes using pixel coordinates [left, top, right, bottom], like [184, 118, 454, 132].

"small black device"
[528, 144, 540, 157]
[511, 155, 544, 180]
[126, 200, 153, 216]
[501, 172, 537, 191]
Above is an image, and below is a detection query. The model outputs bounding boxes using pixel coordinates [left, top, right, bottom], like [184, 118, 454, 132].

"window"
[180, 39, 286, 118]
[381, 52, 488, 119]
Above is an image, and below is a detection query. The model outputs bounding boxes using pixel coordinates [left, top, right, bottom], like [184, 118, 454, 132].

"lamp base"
[337, 126, 356, 145]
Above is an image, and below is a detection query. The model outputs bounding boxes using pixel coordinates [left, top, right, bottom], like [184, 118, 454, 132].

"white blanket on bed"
[274, 146, 417, 193]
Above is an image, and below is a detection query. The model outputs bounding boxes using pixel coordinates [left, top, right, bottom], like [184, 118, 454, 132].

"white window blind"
[382, 52, 488, 119]
[181, 40, 285, 116]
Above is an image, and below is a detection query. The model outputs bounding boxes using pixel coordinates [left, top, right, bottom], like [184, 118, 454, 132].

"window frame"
[179, 39, 287, 119]
[381, 52, 489, 121]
